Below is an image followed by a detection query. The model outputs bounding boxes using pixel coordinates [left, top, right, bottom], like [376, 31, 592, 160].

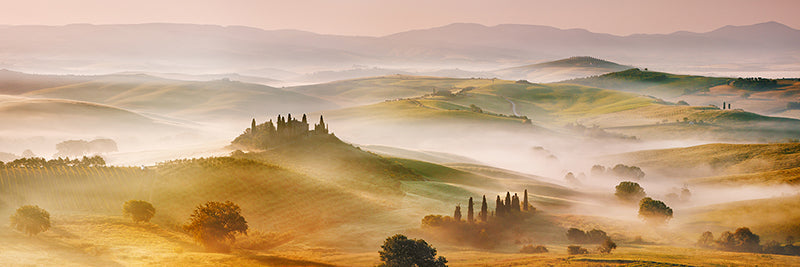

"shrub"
[598, 238, 617, 254]
[10, 205, 51, 236]
[520, 244, 548, 254]
[123, 200, 155, 223]
[615, 181, 646, 203]
[567, 245, 589, 255]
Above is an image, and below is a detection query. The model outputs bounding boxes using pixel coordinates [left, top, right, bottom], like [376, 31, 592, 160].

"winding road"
[503, 96, 520, 116]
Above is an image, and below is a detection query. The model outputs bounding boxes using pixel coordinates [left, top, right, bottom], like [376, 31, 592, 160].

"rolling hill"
[19, 73, 337, 123]
[493, 56, 632, 83]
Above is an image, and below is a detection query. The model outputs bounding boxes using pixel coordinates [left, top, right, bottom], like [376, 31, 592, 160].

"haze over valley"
[2, 2, 800, 266]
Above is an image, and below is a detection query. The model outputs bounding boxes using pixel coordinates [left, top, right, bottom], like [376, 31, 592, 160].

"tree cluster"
[54, 138, 118, 158]
[183, 201, 248, 252]
[231, 114, 330, 150]
[1, 155, 106, 168]
[9, 205, 51, 236]
[420, 190, 535, 248]
[519, 244, 548, 254]
[611, 164, 645, 180]
[731, 77, 780, 91]
[566, 228, 609, 244]
[698, 227, 800, 256]
[614, 181, 646, 203]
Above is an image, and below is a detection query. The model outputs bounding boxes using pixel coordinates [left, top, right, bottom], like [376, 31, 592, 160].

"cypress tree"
[495, 195, 503, 217]
[523, 189, 529, 211]
[251, 118, 257, 135]
[454, 205, 462, 222]
[467, 197, 474, 223]
[302, 114, 307, 124]
[480, 195, 488, 222]
[505, 192, 511, 214]
[511, 193, 520, 213]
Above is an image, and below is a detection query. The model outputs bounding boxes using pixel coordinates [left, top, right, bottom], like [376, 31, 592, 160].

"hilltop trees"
[378, 234, 447, 267]
[232, 114, 331, 150]
[615, 181, 646, 203]
[184, 201, 248, 252]
[123, 200, 155, 223]
[10, 205, 51, 236]
[638, 197, 673, 225]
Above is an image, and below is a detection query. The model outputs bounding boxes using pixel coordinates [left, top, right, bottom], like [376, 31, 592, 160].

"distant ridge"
[493, 56, 633, 82]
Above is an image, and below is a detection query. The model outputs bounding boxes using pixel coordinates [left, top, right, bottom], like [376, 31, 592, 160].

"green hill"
[493, 56, 632, 83]
[563, 68, 732, 98]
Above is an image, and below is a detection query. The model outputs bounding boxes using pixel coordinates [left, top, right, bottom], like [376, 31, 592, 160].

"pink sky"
[0, 0, 797, 36]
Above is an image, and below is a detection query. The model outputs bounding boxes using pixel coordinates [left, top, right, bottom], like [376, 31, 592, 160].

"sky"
[0, 0, 797, 36]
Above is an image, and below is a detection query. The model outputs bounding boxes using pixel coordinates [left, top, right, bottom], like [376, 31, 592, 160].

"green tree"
[10, 205, 51, 236]
[638, 197, 673, 225]
[615, 181, 646, 203]
[183, 201, 248, 252]
[566, 228, 588, 243]
[378, 234, 447, 267]
[123, 200, 155, 223]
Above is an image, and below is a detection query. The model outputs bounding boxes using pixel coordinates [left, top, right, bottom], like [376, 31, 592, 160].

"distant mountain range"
[0, 22, 797, 79]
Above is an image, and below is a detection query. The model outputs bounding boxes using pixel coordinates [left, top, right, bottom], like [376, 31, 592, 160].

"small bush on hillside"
[567, 245, 589, 255]
[10, 205, 51, 236]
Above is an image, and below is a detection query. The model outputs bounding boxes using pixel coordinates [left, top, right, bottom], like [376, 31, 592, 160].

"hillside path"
[503, 96, 520, 116]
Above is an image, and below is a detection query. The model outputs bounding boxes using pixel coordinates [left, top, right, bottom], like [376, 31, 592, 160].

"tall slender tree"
[480, 195, 488, 222]
[251, 118, 257, 135]
[511, 194, 520, 213]
[495, 195, 503, 217]
[504, 192, 512, 214]
[523, 189, 529, 211]
[467, 197, 474, 223]
[454, 205, 462, 222]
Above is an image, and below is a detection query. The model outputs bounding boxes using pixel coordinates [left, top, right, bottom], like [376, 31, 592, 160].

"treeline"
[1, 156, 106, 168]
[591, 164, 645, 180]
[420, 190, 536, 248]
[231, 114, 330, 150]
[54, 138, 118, 158]
[731, 77, 781, 91]
[698, 227, 800, 256]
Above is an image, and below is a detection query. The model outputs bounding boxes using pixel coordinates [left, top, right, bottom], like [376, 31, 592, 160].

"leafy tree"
[453, 205, 462, 222]
[587, 229, 609, 243]
[88, 138, 118, 154]
[467, 197, 474, 223]
[598, 238, 617, 254]
[731, 227, 761, 252]
[10, 205, 51, 236]
[123, 200, 155, 223]
[183, 201, 248, 251]
[378, 234, 447, 267]
[638, 197, 673, 225]
[479, 195, 488, 222]
[590, 165, 606, 176]
[698, 231, 715, 248]
[615, 181, 646, 203]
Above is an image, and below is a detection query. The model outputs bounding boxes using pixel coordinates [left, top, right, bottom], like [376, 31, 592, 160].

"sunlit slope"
[681, 195, 800, 242]
[22, 74, 337, 122]
[0, 69, 91, 95]
[1, 134, 576, 251]
[607, 143, 800, 179]
[564, 68, 733, 98]
[0, 96, 185, 135]
[289, 75, 496, 106]
[493, 56, 632, 83]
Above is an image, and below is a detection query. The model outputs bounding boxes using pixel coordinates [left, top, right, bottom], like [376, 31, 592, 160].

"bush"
[520, 244, 548, 254]
[638, 197, 673, 225]
[10, 205, 51, 236]
[123, 200, 155, 223]
[379, 234, 447, 267]
[566, 228, 588, 243]
[697, 231, 714, 248]
[567, 245, 589, 255]
[611, 164, 645, 180]
[183, 201, 248, 252]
